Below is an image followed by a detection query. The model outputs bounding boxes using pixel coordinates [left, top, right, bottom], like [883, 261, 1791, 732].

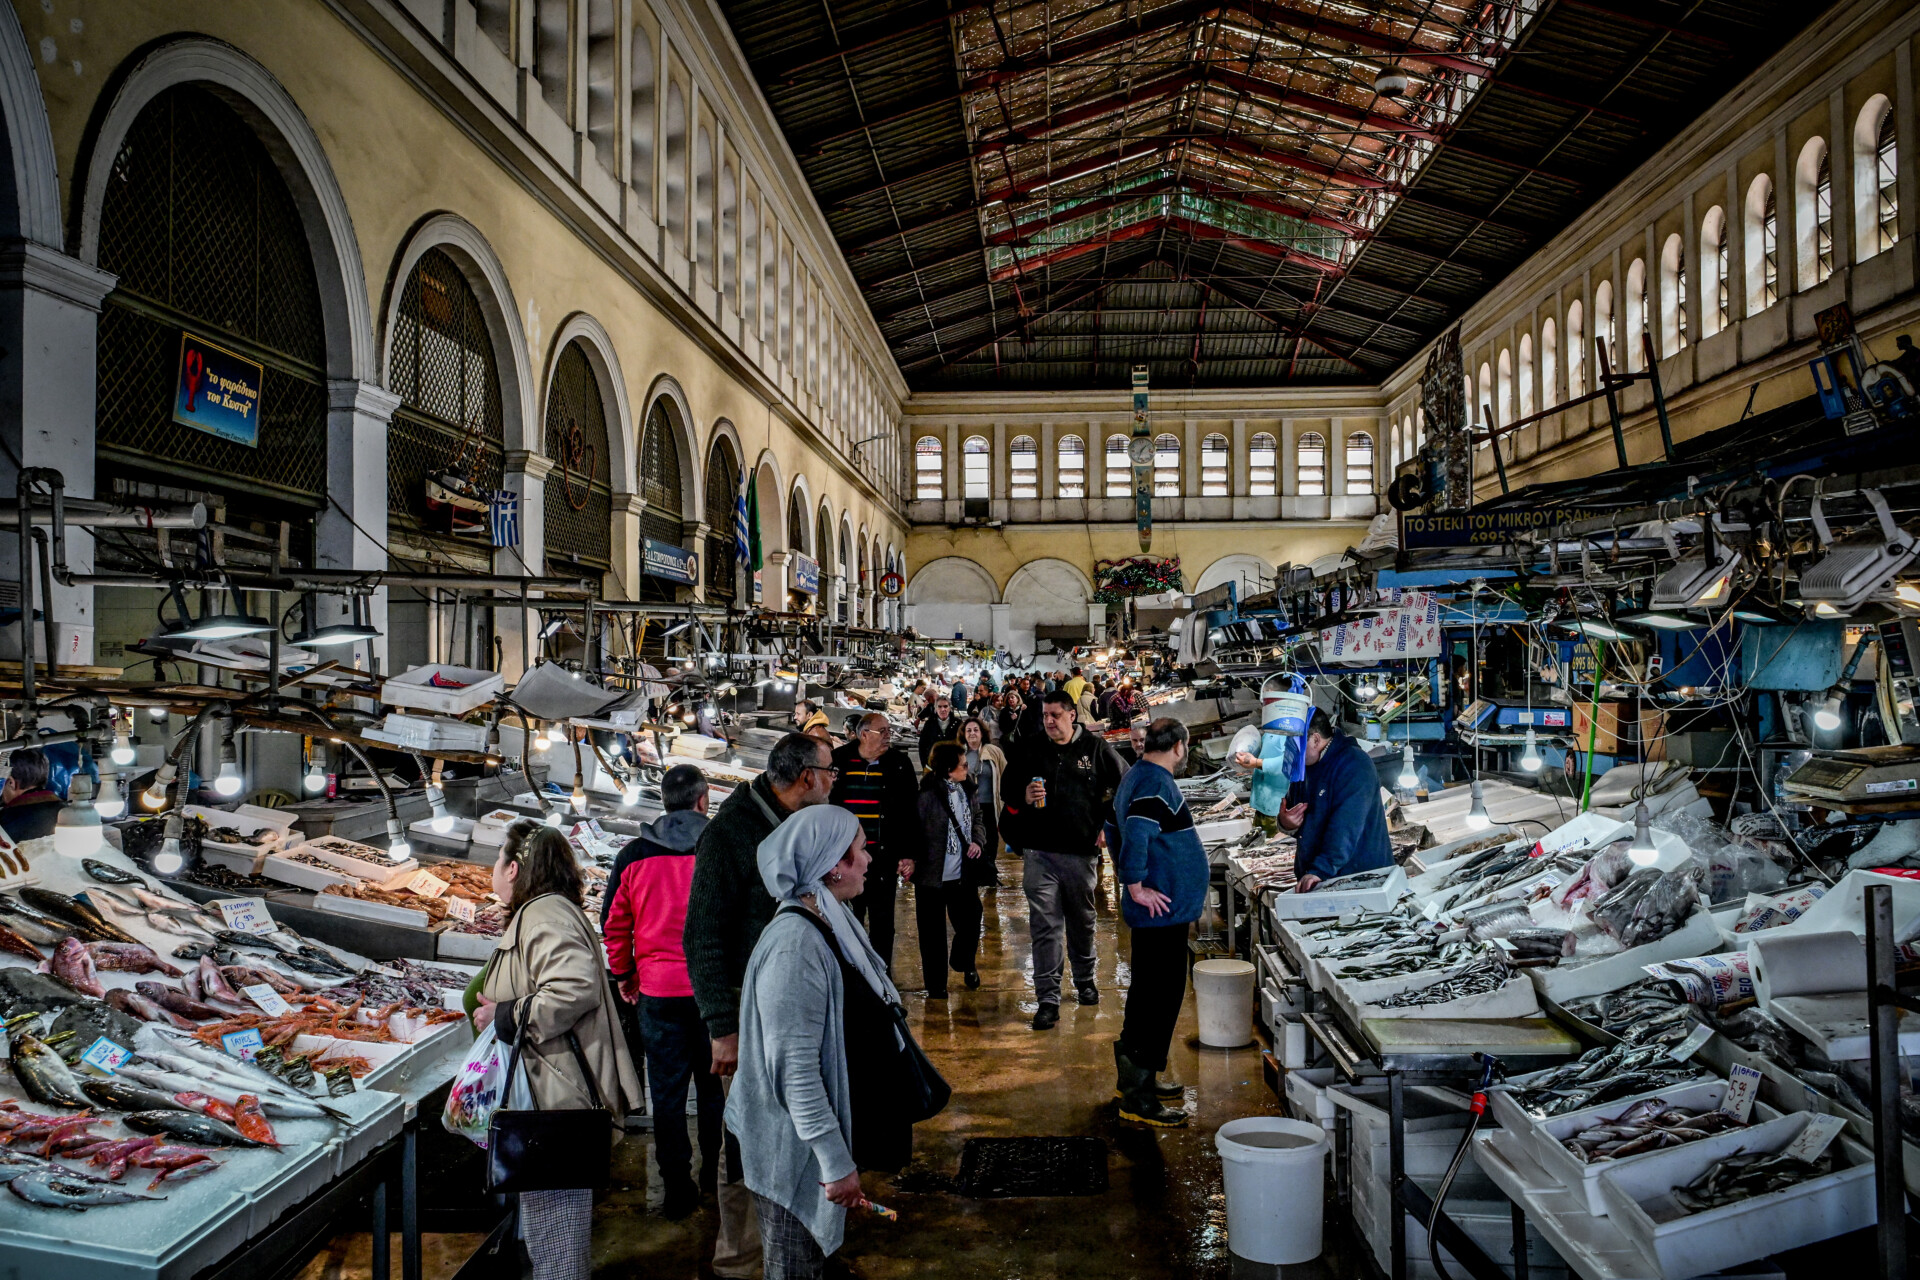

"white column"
[989, 602, 1010, 649]
[1087, 603, 1106, 644]
[319, 379, 402, 668]
[0, 242, 115, 664]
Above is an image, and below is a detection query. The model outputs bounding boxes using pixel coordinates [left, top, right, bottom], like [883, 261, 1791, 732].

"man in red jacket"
[603, 763, 716, 1218]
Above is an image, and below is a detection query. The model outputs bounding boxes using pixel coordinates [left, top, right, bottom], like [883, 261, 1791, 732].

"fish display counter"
[0, 843, 476, 1280]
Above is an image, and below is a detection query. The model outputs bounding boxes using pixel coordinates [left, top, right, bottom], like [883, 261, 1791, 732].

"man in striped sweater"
[830, 712, 923, 972]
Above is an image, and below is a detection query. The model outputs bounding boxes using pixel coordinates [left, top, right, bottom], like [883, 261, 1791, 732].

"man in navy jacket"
[1278, 709, 1392, 891]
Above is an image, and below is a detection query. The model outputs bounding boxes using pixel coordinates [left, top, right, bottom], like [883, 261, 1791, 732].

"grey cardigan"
[723, 907, 855, 1254]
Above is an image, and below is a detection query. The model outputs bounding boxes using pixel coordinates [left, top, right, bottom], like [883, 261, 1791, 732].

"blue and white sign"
[643, 538, 698, 584]
[792, 552, 820, 596]
[489, 491, 520, 548]
[173, 332, 263, 446]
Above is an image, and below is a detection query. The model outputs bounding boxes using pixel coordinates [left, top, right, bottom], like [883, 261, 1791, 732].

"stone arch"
[380, 213, 535, 453]
[0, 5, 59, 248]
[638, 372, 701, 519]
[906, 556, 999, 644]
[1003, 557, 1093, 655]
[545, 313, 634, 494]
[751, 452, 783, 567]
[1196, 553, 1276, 598]
[786, 473, 815, 553]
[76, 36, 374, 382]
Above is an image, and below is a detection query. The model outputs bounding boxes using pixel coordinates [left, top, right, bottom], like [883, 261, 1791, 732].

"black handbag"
[485, 1029, 613, 1195]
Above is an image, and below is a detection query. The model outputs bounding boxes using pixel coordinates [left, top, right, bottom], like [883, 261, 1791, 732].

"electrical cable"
[1426, 1054, 1500, 1280]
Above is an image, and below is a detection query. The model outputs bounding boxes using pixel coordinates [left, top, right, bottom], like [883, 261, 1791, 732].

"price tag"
[214, 897, 276, 935]
[1668, 1021, 1716, 1062]
[221, 1029, 265, 1062]
[1720, 1063, 1763, 1122]
[79, 1036, 130, 1074]
[1781, 1113, 1847, 1163]
[1422, 899, 1442, 922]
[446, 896, 478, 924]
[243, 984, 292, 1017]
[405, 869, 450, 899]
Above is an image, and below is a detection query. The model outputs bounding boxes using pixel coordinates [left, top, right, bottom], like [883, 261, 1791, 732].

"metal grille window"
[1345, 433, 1374, 494]
[542, 342, 612, 575]
[703, 438, 738, 602]
[1877, 111, 1899, 254]
[1105, 435, 1130, 496]
[1152, 433, 1181, 496]
[638, 401, 684, 602]
[1057, 435, 1085, 497]
[1250, 433, 1277, 496]
[838, 527, 851, 623]
[787, 492, 806, 555]
[96, 85, 327, 506]
[962, 436, 990, 499]
[915, 436, 943, 499]
[389, 249, 505, 549]
[1009, 435, 1038, 498]
[1297, 432, 1326, 496]
[1200, 433, 1228, 495]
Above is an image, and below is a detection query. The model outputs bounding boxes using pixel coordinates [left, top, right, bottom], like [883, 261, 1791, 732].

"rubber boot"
[1114, 1042, 1188, 1127]
[1111, 1063, 1187, 1101]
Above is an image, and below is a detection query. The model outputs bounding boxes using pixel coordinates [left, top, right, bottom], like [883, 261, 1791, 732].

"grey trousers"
[1023, 849, 1098, 1006]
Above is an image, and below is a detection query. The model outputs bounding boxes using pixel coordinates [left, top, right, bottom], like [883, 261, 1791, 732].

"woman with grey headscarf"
[725, 804, 899, 1278]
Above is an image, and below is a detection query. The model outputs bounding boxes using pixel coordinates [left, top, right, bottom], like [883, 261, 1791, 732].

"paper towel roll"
[1750, 929, 1867, 1007]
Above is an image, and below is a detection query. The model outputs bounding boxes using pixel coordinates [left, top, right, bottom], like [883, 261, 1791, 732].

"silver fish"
[7, 1168, 165, 1208]
[132, 1026, 345, 1112]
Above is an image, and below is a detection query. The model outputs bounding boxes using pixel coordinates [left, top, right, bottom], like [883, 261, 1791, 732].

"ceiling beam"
[987, 215, 1167, 281]
[769, 7, 963, 82]
[1207, 131, 1399, 192]
[1198, 65, 1443, 141]
[977, 138, 1172, 205]
[822, 151, 975, 210]
[1264, 11, 1496, 79]
[841, 204, 979, 259]
[959, 0, 1217, 93]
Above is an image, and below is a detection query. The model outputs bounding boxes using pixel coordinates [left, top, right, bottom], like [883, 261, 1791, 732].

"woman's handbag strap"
[501, 1025, 605, 1112]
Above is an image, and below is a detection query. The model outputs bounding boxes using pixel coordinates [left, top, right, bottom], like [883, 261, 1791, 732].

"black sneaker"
[963, 969, 981, 990]
[1076, 985, 1100, 1005]
[661, 1179, 700, 1219]
[1031, 1003, 1060, 1030]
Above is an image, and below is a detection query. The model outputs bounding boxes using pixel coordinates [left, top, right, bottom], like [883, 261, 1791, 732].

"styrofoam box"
[310, 888, 430, 929]
[1525, 902, 1723, 1004]
[1283, 1065, 1338, 1125]
[1268, 865, 1409, 920]
[1195, 817, 1252, 845]
[300, 836, 419, 882]
[1531, 1078, 1789, 1217]
[1331, 963, 1541, 1023]
[1596, 1118, 1880, 1278]
[262, 850, 359, 892]
[382, 663, 504, 715]
[381, 712, 491, 753]
[1487, 1062, 1715, 1143]
[437, 928, 500, 960]
[202, 845, 269, 877]
[186, 801, 297, 855]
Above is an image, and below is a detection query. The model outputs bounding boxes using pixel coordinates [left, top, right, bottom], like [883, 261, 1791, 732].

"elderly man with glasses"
[829, 712, 923, 973]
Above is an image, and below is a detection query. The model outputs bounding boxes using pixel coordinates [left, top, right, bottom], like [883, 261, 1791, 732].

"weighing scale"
[1782, 742, 1920, 808]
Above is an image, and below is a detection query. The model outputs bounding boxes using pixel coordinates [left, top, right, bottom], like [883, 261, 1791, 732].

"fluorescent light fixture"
[1620, 610, 1700, 631]
[290, 622, 381, 647]
[1798, 489, 1919, 614]
[1559, 617, 1639, 642]
[1520, 728, 1542, 773]
[163, 614, 272, 641]
[1627, 802, 1659, 866]
[1463, 780, 1491, 830]
[1730, 600, 1792, 625]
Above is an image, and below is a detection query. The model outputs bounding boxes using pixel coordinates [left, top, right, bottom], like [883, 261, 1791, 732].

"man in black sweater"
[683, 733, 833, 1277]
[1000, 690, 1128, 1030]
[918, 693, 963, 765]
[830, 713, 922, 971]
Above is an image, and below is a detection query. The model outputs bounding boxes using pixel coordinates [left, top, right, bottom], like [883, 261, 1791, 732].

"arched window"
[1057, 434, 1086, 497]
[719, 162, 737, 311]
[1009, 435, 1038, 498]
[1698, 208, 1726, 336]
[1518, 336, 1534, 418]
[663, 83, 687, 256]
[1345, 432, 1374, 494]
[856, 539, 869, 625]
[1153, 432, 1182, 495]
[96, 85, 329, 521]
[1415, 405, 1425, 449]
[786, 489, 806, 554]
[1593, 282, 1613, 375]
[703, 437, 738, 602]
[693, 125, 714, 284]
[1796, 136, 1832, 288]
[1105, 435, 1130, 496]
[1249, 432, 1278, 495]
[637, 401, 684, 602]
[1476, 362, 1492, 425]
[1746, 174, 1778, 314]
[838, 524, 852, 623]
[741, 198, 759, 323]
[585, 1, 617, 175]
[1496, 349, 1513, 426]
[1856, 96, 1898, 258]
[1200, 433, 1229, 495]
[1565, 301, 1584, 398]
[815, 506, 833, 591]
[543, 342, 613, 577]
[1659, 233, 1687, 356]
[777, 241, 793, 363]
[1297, 431, 1326, 496]
[388, 248, 504, 545]
[1623, 260, 1647, 371]
[914, 436, 943, 500]
[628, 23, 654, 220]
[761, 215, 779, 343]
[1540, 319, 1557, 409]
[1464, 369, 1475, 419]
[962, 435, 990, 499]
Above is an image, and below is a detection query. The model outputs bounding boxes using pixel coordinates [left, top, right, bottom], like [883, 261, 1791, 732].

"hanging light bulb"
[1627, 802, 1659, 866]
[1463, 779, 1492, 830]
[1520, 727, 1543, 773]
[542, 808, 563, 828]
[95, 772, 125, 820]
[621, 780, 641, 807]
[147, 705, 168, 722]
[532, 722, 551, 752]
[571, 777, 588, 814]
[142, 764, 175, 811]
[213, 760, 244, 798]
[1812, 692, 1845, 733]
[152, 837, 185, 875]
[110, 731, 135, 767]
[427, 783, 454, 834]
[1397, 744, 1418, 791]
[1356, 677, 1378, 701]
[303, 760, 327, 793]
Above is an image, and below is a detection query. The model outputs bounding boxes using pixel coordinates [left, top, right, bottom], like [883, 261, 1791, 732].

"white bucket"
[1261, 688, 1312, 736]
[1215, 1116, 1328, 1264]
[1193, 958, 1257, 1047]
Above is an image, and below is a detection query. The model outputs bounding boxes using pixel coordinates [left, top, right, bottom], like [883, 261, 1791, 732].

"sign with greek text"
[243, 984, 292, 1017]
[643, 538, 699, 584]
[221, 1029, 265, 1062]
[214, 897, 276, 935]
[173, 332, 264, 447]
[80, 1036, 130, 1074]
[792, 552, 820, 596]
[1402, 508, 1606, 549]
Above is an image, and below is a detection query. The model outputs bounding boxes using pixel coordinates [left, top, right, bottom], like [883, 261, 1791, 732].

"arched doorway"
[541, 340, 613, 585]
[638, 400, 687, 603]
[905, 557, 997, 643]
[1004, 558, 1093, 656]
[702, 436, 739, 605]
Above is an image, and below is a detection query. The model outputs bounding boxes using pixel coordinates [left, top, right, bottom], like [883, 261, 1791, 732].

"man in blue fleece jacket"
[1103, 717, 1209, 1127]
[1280, 709, 1393, 891]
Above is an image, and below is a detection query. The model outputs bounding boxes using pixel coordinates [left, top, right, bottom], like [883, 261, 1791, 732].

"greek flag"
[489, 490, 519, 549]
[733, 477, 750, 565]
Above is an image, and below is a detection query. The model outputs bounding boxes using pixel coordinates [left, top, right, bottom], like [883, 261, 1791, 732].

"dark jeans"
[1119, 922, 1191, 1073]
[850, 869, 898, 973]
[637, 994, 722, 1189]
[915, 879, 983, 994]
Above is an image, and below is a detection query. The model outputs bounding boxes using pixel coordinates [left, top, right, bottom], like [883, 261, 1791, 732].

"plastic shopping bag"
[441, 1022, 509, 1147]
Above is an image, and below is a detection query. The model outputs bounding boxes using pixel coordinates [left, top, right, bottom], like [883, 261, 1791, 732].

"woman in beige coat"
[475, 823, 641, 1280]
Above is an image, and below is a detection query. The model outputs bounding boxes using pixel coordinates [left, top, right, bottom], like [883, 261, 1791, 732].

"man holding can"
[1000, 690, 1128, 1030]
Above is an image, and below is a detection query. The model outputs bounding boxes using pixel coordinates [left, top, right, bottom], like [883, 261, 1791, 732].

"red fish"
[86, 941, 183, 977]
[231, 1095, 278, 1147]
[85, 1136, 159, 1180]
[48, 936, 103, 997]
[0, 922, 41, 961]
[173, 1092, 236, 1125]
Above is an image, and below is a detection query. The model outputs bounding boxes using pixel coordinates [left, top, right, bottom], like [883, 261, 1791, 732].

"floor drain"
[954, 1136, 1109, 1197]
